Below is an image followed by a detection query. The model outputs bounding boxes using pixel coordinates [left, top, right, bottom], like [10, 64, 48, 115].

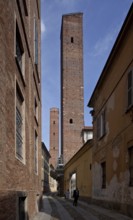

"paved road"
[32, 195, 132, 220]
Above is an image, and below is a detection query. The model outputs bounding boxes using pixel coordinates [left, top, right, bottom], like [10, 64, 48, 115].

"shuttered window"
[97, 110, 106, 139]
[127, 70, 133, 108]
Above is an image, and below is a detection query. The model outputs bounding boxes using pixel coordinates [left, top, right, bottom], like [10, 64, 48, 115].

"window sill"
[125, 104, 133, 113]
[16, 155, 25, 165]
[34, 115, 39, 126]
[125, 105, 133, 122]
[98, 133, 106, 141]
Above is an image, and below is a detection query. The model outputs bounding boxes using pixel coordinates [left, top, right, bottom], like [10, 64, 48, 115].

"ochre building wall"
[64, 140, 92, 200]
[88, 5, 133, 217]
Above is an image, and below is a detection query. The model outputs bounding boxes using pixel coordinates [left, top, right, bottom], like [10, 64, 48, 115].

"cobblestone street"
[32, 195, 133, 220]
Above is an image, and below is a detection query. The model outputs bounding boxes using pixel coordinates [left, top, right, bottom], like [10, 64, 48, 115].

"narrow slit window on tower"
[71, 37, 74, 43]
[69, 119, 73, 124]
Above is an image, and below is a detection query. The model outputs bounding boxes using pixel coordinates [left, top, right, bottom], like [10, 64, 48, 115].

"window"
[71, 37, 74, 43]
[129, 147, 133, 186]
[16, 84, 24, 161]
[34, 18, 38, 65]
[53, 121, 55, 124]
[101, 162, 106, 188]
[17, 0, 28, 16]
[34, 97, 38, 122]
[127, 70, 133, 108]
[34, 131, 38, 174]
[69, 119, 73, 124]
[16, 24, 24, 75]
[53, 132, 55, 136]
[97, 110, 106, 139]
[23, 0, 28, 16]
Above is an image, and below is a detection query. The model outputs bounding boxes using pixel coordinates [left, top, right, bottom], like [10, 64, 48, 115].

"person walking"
[73, 188, 79, 206]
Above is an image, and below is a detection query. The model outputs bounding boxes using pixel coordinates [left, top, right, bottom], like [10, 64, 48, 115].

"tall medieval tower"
[49, 108, 59, 168]
[60, 13, 84, 164]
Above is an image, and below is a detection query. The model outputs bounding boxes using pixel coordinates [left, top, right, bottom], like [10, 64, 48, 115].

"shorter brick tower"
[49, 108, 59, 168]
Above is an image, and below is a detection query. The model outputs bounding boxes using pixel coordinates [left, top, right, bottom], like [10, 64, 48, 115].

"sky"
[41, 0, 132, 150]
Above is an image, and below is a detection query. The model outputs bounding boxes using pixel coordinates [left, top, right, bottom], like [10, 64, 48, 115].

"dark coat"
[73, 189, 79, 199]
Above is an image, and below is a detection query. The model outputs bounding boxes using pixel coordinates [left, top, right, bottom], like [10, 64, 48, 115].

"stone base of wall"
[0, 190, 42, 220]
[0, 191, 17, 220]
[79, 196, 133, 218]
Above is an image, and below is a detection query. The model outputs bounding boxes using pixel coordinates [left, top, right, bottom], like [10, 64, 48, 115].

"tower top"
[61, 12, 83, 39]
[62, 12, 83, 17]
[50, 107, 59, 112]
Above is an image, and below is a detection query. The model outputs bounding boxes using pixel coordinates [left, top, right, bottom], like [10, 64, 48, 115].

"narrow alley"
[33, 195, 133, 220]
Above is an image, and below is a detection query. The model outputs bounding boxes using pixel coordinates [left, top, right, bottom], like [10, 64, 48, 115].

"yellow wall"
[89, 7, 133, 208]
[64, 140, 92, 199]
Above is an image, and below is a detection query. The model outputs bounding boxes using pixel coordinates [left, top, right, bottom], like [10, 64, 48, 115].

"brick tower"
[60, 13, 84, 164]
[49, 108, 59, 168]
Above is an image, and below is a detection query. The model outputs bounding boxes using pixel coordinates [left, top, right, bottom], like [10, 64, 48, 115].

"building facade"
[0, 0, 41, 219]
[49, 164, 58, 193]
[88, 4, 133, 217]
[42, 142, 51, 193]
[60, 13, 84, 164]
[82, 126, 93, 143]
[49, 108, 59, 168]
[64, 140, 93, 199]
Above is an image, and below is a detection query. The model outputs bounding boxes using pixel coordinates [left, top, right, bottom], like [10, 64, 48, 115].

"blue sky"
[41, 0, 132, 149]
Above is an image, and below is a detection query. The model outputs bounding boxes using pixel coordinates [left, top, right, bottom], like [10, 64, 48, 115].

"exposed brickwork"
[60, 13, 84, 164]
[0, 0, 41, 219]
[49, 108, 59, 168]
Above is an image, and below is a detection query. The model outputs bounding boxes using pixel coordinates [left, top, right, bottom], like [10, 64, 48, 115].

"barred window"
[129, 147, 133, 186]
[16, 84, 24, 161]
[16, 107, 23, 159]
